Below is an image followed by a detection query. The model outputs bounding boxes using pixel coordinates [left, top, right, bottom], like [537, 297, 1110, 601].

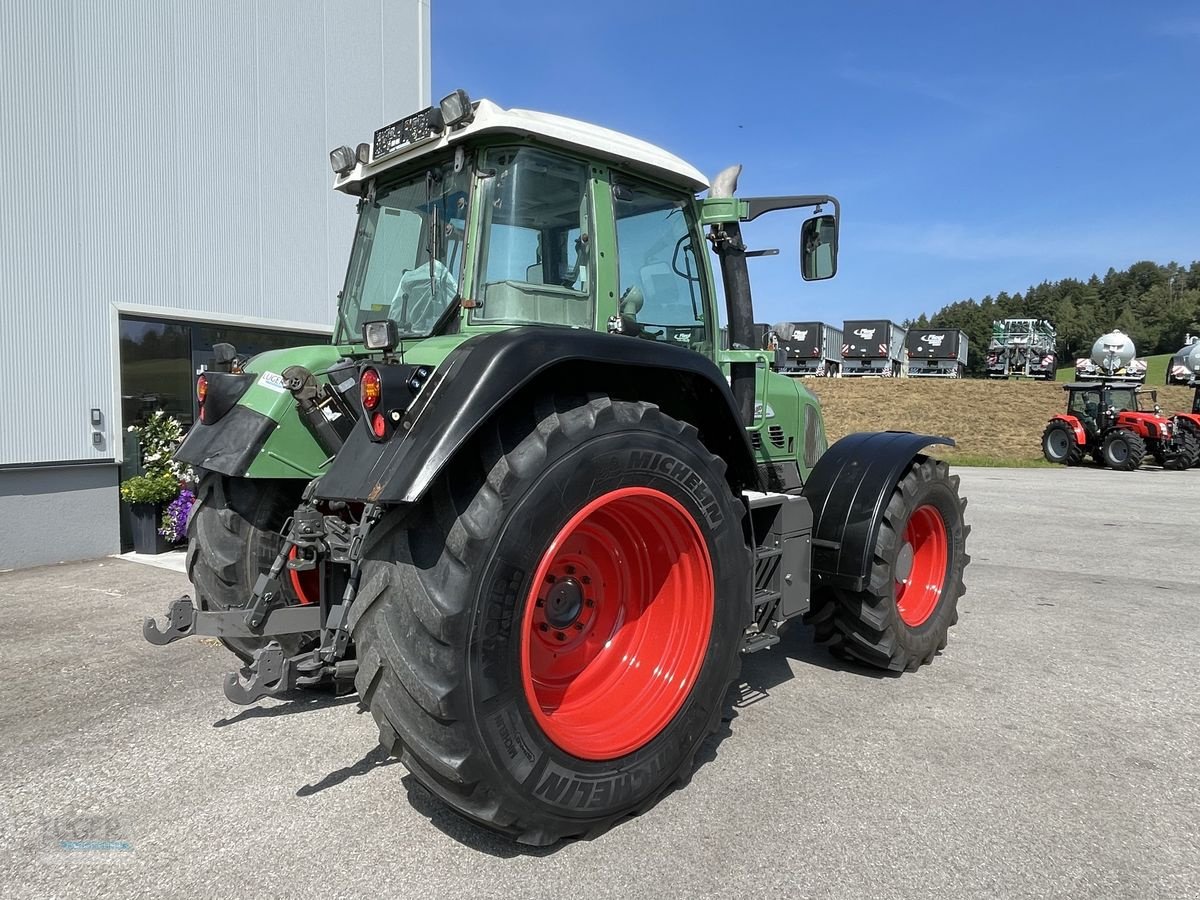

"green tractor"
[145, 91, 970, 844]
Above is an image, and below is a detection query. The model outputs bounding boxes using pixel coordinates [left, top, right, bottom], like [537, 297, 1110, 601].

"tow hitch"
[142, 485, 382, 705]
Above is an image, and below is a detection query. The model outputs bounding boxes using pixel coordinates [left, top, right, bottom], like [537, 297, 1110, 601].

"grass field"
[806, 376, 1195, 465]
[1056, 352, 1173, 384]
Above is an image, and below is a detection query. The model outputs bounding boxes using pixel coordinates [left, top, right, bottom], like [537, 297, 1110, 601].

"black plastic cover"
[906, 329, 962, 359]
[175, 404, 276, 476]
[802, 431, 953, 591]
[842, 320, 895, 358]
[314, 327, 757, 504]
[776, 321, 823, 358]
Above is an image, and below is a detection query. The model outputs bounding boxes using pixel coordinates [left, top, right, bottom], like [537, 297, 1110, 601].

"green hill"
[1055, 352, 1173, 384]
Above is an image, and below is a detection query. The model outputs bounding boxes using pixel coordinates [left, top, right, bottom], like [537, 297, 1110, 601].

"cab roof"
[334, 99, 709, 195]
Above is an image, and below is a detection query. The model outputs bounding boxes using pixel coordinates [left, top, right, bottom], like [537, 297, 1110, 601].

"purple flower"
[158, 489, 196, 543]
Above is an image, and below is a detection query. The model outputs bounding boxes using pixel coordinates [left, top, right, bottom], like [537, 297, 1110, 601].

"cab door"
[607, 175, 717, 357]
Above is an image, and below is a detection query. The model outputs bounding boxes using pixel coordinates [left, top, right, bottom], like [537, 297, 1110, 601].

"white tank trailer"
[1074, 329, 1147, 383]
[986, 318, 1057, 379]
[1167, 334, 1199, 385]
[1187, 340, 1200, 382]
[840, 319, 908, 377]
[768, 321, 844, 376]
[905, 328, 968, 378]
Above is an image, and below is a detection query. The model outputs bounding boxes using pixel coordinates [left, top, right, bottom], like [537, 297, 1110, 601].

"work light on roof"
[438, 89, 474, 128]
[329, 144, 356, 176]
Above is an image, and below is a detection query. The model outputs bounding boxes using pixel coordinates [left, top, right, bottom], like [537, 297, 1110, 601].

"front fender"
[314, 327, 758, 504]
[801, 431, 954, 591]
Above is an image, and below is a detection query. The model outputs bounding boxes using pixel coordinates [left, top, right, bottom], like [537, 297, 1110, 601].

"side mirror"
[800, 213, 838, 281]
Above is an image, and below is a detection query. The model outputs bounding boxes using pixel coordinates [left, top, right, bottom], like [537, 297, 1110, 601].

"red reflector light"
[361, 368, 382, 410]
[371, 412, 386, 438]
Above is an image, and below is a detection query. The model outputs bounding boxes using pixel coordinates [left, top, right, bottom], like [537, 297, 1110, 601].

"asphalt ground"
[1, 467, 1197, 899]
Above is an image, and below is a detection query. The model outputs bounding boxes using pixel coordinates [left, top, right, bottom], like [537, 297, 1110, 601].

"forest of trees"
[909, 260, 1200, 377]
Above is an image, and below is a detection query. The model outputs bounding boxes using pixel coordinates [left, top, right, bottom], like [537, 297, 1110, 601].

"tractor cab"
[1062, 380, 1145, 436]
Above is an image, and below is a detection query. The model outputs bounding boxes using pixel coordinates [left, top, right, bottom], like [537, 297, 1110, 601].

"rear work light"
[360, 368, 382, 411]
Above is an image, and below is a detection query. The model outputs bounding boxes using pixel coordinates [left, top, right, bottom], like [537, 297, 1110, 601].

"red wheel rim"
[895, 504, 949, 627]
[287, 547, 320, 606]
[520, 487, 714, 761]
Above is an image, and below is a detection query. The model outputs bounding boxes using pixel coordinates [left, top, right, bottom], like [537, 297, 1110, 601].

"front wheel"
[804, 457, 969, 671]
[350, 395, 749, 844]
[1100, 429, 1145, 471]
[1155, 430, 1199, 470]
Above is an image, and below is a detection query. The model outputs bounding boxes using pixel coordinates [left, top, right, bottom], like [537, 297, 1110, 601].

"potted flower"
[120, 473, 183, 554]
[120, 411, 192, 554]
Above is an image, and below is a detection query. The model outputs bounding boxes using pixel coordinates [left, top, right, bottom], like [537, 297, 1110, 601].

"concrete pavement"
[0, 467, 1197, 899]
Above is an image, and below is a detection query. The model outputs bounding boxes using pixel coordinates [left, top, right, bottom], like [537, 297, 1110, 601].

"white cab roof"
[335, 99, 709, 194]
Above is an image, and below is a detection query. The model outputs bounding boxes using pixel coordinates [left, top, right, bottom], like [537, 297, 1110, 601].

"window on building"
[118, 316, 328, 430]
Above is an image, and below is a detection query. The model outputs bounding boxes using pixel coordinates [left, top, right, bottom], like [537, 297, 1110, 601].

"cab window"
[1069, 390, 1100, 419]
[612, 177, 708, 349]
[473, 147, 593, 328]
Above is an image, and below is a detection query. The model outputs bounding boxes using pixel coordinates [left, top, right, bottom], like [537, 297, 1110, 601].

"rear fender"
[314, 327, 759, 504]
[801, 431, 953, 592]
[1050, 414, 1086, 446]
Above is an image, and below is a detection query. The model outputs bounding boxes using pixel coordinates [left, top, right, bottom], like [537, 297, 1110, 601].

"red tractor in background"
[1171, 384, 1200, 467]
[1042, 381, 1200, 471]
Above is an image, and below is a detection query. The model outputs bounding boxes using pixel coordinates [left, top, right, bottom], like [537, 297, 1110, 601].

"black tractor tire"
[1177, 420, 1200, 469]
[350, 395, 749, 845]
[1041, 422, 1083, 465]
[1100, 429, 1146, 471]
[803, 456, 969, 672]
[187, 473, 312, 663]
[1156, 430, 1200, 470]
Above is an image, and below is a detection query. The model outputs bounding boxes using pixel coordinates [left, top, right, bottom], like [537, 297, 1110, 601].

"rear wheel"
[350, 395, 748, 844]
[1041, 423, 1082, 465]
[1100, 429, 1145, 471]
[804, 457, 968, 671]
[187, 473, 316, 662]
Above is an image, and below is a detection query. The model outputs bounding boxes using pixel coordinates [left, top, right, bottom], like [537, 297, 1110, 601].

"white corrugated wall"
[0, 0, 429, 465]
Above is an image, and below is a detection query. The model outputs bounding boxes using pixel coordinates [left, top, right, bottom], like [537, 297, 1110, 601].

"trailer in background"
[1167, 334, 1199, 385]
[768, 321, 843, 376]
[841, 319, 907, 377]
[906, 328, 968, 378]
[986, 318, 1057, 379]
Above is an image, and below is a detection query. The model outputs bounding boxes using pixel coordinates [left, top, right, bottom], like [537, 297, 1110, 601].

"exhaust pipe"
[709, 164, 756, 426]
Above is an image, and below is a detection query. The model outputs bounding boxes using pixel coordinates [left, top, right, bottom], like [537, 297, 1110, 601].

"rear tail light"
[360, 368, 382, 411]
[197, 374, 208, 422]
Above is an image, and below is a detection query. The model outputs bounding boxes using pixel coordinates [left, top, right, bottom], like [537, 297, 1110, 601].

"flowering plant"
[126, 410, 192, 481]
[119, 473, 182, 505]
[159, 488, 196, 543]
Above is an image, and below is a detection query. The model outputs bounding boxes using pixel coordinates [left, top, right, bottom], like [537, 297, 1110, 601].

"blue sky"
[432, 1, 1200, 326]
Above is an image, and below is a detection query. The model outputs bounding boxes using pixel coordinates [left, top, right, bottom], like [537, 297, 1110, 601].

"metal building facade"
[0, 0, 430, 568]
